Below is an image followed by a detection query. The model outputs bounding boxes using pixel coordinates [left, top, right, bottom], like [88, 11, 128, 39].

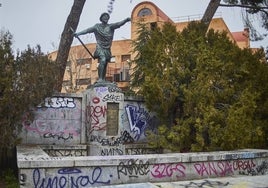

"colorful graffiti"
[87, 86, 123, 135]
[23, 158, 268, 187]
[124, 104, 153, 140]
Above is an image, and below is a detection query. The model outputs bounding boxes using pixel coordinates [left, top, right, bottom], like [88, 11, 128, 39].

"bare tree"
[201, 0, 221, 26]
[202, 0, 268, 41]
[55, 0, 86, 91]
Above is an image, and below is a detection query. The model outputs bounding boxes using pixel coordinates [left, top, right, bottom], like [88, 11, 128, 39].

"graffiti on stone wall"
[239, 160, 268, 176]
[151, 163, 186, 179]
[194, 161, 233, 177]
[102, 94, 122, 102]
[24, 158, 268, 187]
[117, 159, 150, 179]
[22, 97, 82, 142]
[125, 104, 149, 140]
[41, 97, 76, 108]
[44, 149, 87, 157]
[43, 132, 74, 141]
[88, 96, 107, 133]
[101, 148, 124, 156]
[87, 87, 123, 134]
[32, 167, 111, 188]
[125, 147, 162, 155]
[123, 103, 157, 141]
[90, 130, 134, 146]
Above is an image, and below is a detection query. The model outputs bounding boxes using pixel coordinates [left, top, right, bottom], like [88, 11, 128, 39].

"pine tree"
[131, 22, 268, 152]
[0, 30, 59, 170]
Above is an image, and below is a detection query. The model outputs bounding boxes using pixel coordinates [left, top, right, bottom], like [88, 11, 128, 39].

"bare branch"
[219, 3, 268, 10]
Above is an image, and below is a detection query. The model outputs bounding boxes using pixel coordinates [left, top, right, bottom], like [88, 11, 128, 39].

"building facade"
[49, 1, 250, 93]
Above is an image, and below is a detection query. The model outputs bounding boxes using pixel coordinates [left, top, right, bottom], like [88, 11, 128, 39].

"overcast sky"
[0, 0, 266, 53]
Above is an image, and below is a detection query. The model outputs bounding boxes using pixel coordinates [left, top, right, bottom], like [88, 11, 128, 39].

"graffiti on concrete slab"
[194, 161, 233, 177]
[240, 160, 268, 176]
[90, 131, 134, 147]
[32, 167, 111, 188]
[117, 159, 150, 179]
[125, 147, 161, 155]
[44, 149, 87, 157]
[180, 180, 229, 188]
[151, 163, 186, 179]
[101, 148, 124, 156]
[18, 153, 268, 187]
[43, 132, 74, 141]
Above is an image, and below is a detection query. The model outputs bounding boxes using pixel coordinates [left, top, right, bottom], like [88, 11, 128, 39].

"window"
[114, 74, 120, 82]
[138, 8, 152, 17]
[121, 54, 131, 62]
[120, 69, 130, 81]
[110, 56, 116, 63]
[150, 22, 157, 30]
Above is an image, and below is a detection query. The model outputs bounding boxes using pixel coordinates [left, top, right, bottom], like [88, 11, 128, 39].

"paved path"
[97, 174, 268, 188]
[154, 174, 268, 187]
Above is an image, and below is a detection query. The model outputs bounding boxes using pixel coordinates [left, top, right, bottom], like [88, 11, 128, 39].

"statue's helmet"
[100, 12, 110, 21]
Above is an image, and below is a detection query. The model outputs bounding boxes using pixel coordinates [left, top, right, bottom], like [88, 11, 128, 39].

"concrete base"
[17, 145, 268, 187]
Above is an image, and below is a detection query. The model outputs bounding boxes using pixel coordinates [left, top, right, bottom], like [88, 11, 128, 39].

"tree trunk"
[55, 0, 86, 91]
[201, 0, 221, 29]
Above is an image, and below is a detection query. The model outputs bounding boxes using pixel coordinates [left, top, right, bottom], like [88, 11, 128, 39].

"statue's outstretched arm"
[75, 26, 95, 36]
[111, 18, 131, 29]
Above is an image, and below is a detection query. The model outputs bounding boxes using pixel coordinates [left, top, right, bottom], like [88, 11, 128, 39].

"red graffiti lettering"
[151, 163, 186, 179]
[194, 162, 233, 177]
[233, 159, 256, 171]
[217, 161, 233, 176]
[90, 105, 107, 125]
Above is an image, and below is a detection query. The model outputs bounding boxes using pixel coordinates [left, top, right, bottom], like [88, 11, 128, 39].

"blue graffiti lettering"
[125, 104, 151, 140]
[33, 167, 111, 188]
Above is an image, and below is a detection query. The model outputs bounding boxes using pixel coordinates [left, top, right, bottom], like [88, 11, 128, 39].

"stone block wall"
[20, 93, 86, 145]
[17, 145, 268, 187]
[19, 89, 159, 155]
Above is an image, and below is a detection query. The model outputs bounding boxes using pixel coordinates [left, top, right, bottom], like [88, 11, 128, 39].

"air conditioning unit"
[85, 64, 90, 69]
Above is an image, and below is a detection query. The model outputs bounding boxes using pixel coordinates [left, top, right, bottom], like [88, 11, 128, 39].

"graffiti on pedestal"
[22, 97, 82, 143]
[123, 103, 157, 141]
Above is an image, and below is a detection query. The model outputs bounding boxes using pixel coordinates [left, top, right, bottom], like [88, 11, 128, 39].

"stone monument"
[75, 13, 130, 155]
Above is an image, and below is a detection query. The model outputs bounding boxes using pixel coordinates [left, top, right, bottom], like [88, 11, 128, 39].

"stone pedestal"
[84, 82, 125, 156]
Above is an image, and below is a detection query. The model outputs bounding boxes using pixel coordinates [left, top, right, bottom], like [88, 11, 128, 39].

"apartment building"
[49, 1, 250, 93]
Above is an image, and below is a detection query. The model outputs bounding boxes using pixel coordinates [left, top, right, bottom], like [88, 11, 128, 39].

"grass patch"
[0, 169, 19, 188]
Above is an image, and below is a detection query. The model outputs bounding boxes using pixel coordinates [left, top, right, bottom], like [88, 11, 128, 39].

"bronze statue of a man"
[74, 13, 131, 83]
